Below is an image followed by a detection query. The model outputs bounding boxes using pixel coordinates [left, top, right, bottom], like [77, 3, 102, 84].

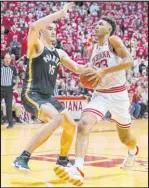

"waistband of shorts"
[96, 84, 126, 93]
[21, 90, 52, 98]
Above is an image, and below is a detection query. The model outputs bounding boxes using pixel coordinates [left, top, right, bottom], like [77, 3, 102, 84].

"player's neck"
[43, 39, 53, 49]
[97, 35, 109, 46]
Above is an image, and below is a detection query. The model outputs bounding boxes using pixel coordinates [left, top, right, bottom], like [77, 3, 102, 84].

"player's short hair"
[101, 16, 117, 36]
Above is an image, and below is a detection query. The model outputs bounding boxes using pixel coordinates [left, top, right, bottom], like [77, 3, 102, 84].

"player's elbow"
[125, 57, 134, 69]
[29, 23, 36, 31]
[29, 22, 41, 33]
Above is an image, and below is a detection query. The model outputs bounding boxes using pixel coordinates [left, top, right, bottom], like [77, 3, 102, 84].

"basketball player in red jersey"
[12, 2, 88, 174]
[56, 16, 139, 186]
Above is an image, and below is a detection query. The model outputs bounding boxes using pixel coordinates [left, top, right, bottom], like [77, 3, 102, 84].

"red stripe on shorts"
[96, 84, 126, 93]
[111, 119, 131, 128]
[83, 108, 104, 119]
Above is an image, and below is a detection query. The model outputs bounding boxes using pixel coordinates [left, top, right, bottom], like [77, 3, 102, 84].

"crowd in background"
[1, 2, 148, 123]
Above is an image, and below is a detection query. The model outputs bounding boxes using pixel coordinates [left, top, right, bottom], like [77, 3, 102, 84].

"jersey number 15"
[49, 64, 56, 75]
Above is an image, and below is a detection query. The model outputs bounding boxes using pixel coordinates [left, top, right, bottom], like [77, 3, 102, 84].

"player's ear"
[38, 29, 42, 39]
[108, 27, 112, 35]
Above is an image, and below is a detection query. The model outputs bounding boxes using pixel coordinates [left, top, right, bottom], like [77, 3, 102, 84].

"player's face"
[4, 54, 11, 66]
[43, 23, 57, 43]
[94, 19, 112, 36]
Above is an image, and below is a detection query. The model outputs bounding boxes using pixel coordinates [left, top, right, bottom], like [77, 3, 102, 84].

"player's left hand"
[87, 68, 106, 87]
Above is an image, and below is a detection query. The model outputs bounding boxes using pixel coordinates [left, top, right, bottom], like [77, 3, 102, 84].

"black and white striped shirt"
[1, 64, 18, 86]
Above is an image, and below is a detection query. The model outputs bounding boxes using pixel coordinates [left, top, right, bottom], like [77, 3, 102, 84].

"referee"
[1, 53, 19, 128]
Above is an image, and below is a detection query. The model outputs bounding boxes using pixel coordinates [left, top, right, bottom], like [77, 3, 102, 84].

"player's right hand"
[63, 2, 75, 15]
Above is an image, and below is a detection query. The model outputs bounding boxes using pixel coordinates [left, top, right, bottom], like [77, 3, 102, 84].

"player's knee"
[45, 114, 64, 131]
[53, 114, 64, 125]
[77, 118, 92, 135]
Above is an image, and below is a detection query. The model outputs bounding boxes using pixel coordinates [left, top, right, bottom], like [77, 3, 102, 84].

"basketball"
[80, 67, 96, 89]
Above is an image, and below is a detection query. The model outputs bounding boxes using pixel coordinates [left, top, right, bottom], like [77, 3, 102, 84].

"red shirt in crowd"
[136, 45, 146, 58]
[129, 85, 137, 92]
[7, 30, 20, 44]
[130, 93, 137, 103]
[2, 16, 14, 29]
[1, 40, 7, 56]
[21, 39, 27, 56]
[13, 91, 22, 104]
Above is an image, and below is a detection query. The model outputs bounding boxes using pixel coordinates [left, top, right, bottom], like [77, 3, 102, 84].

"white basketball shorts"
[83, 89, 131, 129]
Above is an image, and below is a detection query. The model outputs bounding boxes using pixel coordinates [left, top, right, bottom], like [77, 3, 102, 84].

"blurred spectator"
[10, 36, 21, 60]
[66, 78, 76, 95]
[54, 80, 60, 96]
[139, 60, 147, 74]
[136, 89, 148, 118]
[12, 89, 23, 123]
[129, 91, 141, 119]
[129, 79, 137, 93]
[89, 3, 99, 16]
[8, 25, 20, 44]
[21, 35, 27, 56]
[10, 54, 19, 70]
[1, 34, 8, 58]
[12, 84, 32, 123]
[19, 71, 25, 85]
[1, 99, 7, 124]
[18, 60, 26, 72]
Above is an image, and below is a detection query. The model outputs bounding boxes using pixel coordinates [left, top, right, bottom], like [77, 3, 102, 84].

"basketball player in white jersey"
[56, 16, 139, 186]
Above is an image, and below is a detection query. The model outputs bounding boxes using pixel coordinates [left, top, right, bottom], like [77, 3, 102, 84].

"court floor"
[1, 119, 148, 187]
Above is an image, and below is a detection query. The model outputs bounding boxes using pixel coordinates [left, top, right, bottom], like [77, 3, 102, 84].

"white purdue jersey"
[90, 39, 126, 90]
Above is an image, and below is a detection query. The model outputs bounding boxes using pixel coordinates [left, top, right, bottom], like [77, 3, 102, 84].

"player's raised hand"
[63, 2, 75, 15]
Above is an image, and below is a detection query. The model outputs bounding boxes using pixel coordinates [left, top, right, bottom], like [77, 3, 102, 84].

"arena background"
[1, 1, 148, 187]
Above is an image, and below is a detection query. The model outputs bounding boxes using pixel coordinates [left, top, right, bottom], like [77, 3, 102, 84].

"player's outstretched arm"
[31, 2, 74, 31]
[27, 2, 74, 58]
[58, 49, 88, 74]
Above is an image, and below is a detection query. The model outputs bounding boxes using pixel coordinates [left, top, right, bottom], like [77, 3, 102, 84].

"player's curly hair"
[101, 16, 117, 36]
